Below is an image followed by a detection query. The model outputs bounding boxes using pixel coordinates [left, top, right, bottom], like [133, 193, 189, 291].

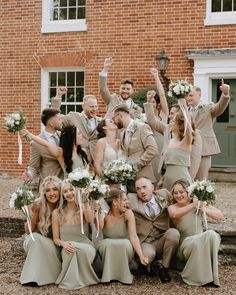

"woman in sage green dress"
[168, 179, 223, 286]
[20, 176, 62, 286]
[97, 188, 148, 284]
[52, 179, 99, 290]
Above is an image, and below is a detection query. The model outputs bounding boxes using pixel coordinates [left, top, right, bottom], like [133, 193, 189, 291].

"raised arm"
[178, 98, 193, 147]
[210, 79, 230, 118]
[143, 102, 167, 135]
[93, 139, 106, 177]
[99, 57, 113, 105]
[125, 209, 148, 265]
[150, 68, 169, 122]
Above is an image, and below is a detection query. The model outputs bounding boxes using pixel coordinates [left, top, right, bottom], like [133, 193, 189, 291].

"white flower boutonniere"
[127, 122, 138, 135]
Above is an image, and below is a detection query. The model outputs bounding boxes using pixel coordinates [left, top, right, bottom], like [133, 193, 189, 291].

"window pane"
[76, 88, 84, 102]
[78, 0, 86, 5]
[53, 9, 59, 20]
[76, 72, 84, 86]
[53, 0, 59, 8]
[212, 0, 221, 12]
[50, 73, 57, 86]
[59, 8, 67, 20]
[223, 0, 232, 11]
[67, 72, 75, 86]
[60, 0, 68, 7]
[49, 88, 57, 101]
[234, 0, 236, 10]
[67, 88, 75, 102]
[69, 0, 76, 6]
[76, 105, 83, 112]
[61, 105, 66, 115]
[58, 72, 66, 85]
[67, 105, 75, 113]
[69, 7, 76, 19]
[77, 7, 85, 19]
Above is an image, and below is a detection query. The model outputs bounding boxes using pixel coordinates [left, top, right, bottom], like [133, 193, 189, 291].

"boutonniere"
[196, 101, 205, 110]
[127, 122, 138, 135]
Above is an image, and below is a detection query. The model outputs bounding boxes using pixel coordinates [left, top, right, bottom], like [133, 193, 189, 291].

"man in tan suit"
[112, 105, 158, 192]
[23, 108, 64, 184]
[128, 177, 180, 282]
[187, 80, 230, 180]
[51, 90, 102, 162]
[144, 102, 202, 182]
[99, 57, 142, 119]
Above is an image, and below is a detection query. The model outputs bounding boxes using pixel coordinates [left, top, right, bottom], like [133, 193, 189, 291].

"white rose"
[167, 91, 173, 97]
[206, 185, 213, 193]
[173, 85, 180, 95]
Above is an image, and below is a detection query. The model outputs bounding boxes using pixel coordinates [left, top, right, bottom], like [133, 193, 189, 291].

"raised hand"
[103, 57, 113, 71]
[219, 79, 230, 95]
[22, 171, 33, 183]
[57, 86, 67, 97]
[150, 68, 159, 79]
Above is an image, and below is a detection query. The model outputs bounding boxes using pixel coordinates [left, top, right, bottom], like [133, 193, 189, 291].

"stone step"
[209, 168, 236, 182]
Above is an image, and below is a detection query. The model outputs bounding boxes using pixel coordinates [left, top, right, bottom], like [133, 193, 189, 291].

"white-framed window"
[41, 68, 85, 114]
[205, 0, 236, 25]
[41, 0, 87, 33]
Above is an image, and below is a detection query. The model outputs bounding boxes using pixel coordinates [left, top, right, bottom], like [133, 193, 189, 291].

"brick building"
[1, 0, 236, 176]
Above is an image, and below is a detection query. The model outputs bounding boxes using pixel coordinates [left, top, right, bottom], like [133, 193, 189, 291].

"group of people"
[20, 57, 230, 289]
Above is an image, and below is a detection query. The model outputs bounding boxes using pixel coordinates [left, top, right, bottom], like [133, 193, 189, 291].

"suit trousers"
[141, 228, 180, 268]
[196, 156, 211, 180]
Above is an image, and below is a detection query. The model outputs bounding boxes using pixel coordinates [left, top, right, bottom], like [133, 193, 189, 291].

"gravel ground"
[0, 176, 235, 295]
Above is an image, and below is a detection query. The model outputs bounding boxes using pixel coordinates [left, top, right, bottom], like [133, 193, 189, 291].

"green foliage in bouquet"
[9, 186, 35, 209]
[4, 108, 27, 133]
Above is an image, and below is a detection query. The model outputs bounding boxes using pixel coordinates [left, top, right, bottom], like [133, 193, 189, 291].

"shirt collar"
[43, 130, 57, 141]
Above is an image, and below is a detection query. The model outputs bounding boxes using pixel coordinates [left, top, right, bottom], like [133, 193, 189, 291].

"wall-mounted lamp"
[155, 49, 170, 90]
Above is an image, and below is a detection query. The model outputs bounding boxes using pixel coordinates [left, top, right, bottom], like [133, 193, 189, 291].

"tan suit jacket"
[51, 97, 102, 162]
[28, 132, 63, 182]
[120, 121, 158, 183]
[128, 189, 171, 243]
[193, 94, 230, 156]
[144, 103, 202, 179]
[99, 74, 142, 118]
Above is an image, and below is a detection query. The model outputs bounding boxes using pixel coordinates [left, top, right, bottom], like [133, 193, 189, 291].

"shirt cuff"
[99, 70, 108, 77]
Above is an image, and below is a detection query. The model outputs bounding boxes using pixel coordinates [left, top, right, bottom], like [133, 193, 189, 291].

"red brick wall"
[1, 0, 236, 176]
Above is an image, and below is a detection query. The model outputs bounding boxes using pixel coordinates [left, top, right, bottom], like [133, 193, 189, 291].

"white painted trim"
[41, 0, 87, 33]
[205, 0, 236, 26]
[188, 55, 236, 102]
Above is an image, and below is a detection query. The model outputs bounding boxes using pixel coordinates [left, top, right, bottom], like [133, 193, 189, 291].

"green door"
[212, 79, 236, 167]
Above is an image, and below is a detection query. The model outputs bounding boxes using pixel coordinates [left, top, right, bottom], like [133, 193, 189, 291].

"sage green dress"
[56, 224, 99, 290]
[20, 227, 61, 286]
[175, 210, 221, 286]
[163, 147, 192, 191]
[97, 219, 134, 284]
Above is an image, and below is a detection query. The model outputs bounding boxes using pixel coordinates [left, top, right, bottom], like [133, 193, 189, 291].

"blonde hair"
[38, 176, 62, 236]
[57, 179, 80, 223]
[170, 179, 191, 204]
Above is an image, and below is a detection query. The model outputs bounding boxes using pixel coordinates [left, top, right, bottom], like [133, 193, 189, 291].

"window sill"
[204, 15, 236, 26]
[41, 20, 87, 33]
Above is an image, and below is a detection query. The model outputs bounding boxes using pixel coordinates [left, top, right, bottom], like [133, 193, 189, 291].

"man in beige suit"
[128, 177, 180, 282]
[144, 102, 202, 182]
[187, 80, 230, 180]
[51, 90, 102, 163]
[112, 105, 158, 192]
[99, 57, 142, 119]
[23, 108, 64, 184]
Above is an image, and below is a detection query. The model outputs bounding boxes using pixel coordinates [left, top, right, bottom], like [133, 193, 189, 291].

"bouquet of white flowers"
[9, 186, 35, 241]
[88, 179, 110, 237]
[88, 179, 110, 201]
[68, 168, 92, 234]
[68, 168, 92, 188]
[4, 108, 27, 165]
[167, 79, 193, 100]
[188, 180, 216, 205]
[103, 157, 137, 185]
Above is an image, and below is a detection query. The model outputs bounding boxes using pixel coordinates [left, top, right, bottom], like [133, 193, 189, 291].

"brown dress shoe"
[158, 264, 171, 283]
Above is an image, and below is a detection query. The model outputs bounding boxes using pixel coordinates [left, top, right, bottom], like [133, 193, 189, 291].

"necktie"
[124, 130, 130, 147]
[51, 134, 59, 146]
[190, 107, 198, 120]
[86, 118, 93, 132]
[146, 202, 156, 219]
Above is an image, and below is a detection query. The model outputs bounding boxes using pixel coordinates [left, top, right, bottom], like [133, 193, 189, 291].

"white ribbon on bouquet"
[17, 132, 22, 165]
[76, 188, 84, 234]
[21, 205, 35, 241]
[196, 201, 208, 233]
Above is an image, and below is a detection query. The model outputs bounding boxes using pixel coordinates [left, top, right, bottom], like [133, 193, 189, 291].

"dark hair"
[106, 188, 125, 207]
[171, 103, 180, 110]
[41, 108, 60, 126]
[96, 119, 107, 139]
[113, 104, 130, 115]
[59, 126, 89, 173]
[120, 79, 134, 87]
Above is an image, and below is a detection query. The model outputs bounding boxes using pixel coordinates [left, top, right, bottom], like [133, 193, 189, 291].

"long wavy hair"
[57, 179, 80, 223]
[106, 188, 125, 208]
[38, 176, 62, 236]
[174, 112, 195, 143]
[59, 125, 89, 173]
[96, 119, 107, 139]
